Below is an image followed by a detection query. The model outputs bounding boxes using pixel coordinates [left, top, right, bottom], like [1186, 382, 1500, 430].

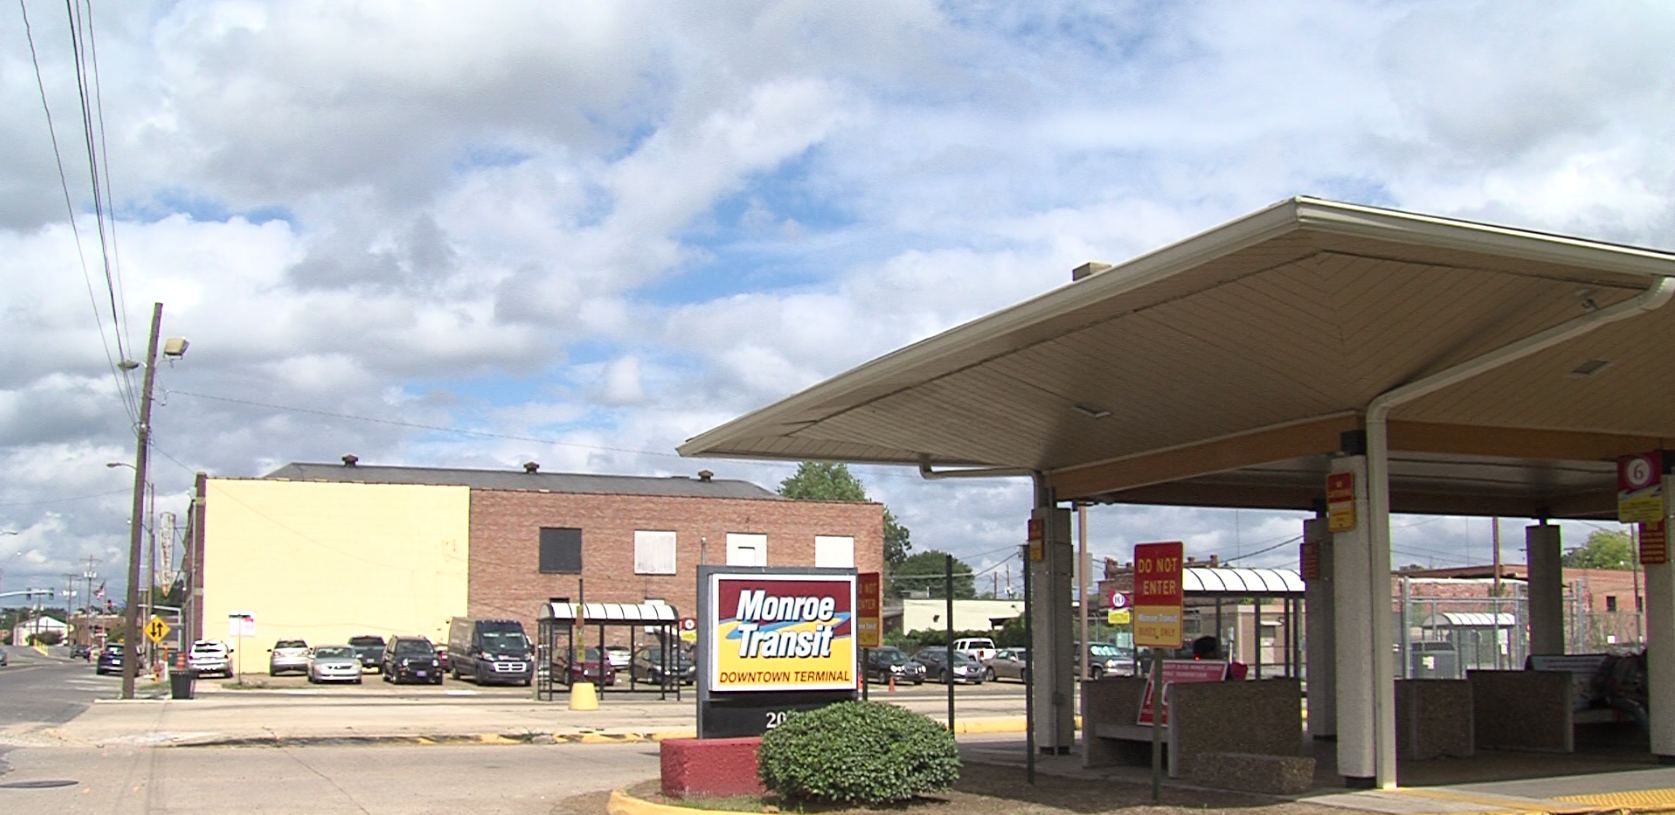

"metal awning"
[1420, 612, 1518, 627]
[538, 602, 679, 624]
[679, 197, 1675, 519]
[1183, 567, 1305, 598]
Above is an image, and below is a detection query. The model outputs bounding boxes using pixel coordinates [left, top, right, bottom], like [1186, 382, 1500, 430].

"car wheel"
[985, 667, 996, 682]
[451, 666, 461, 680]
[940, 669, 950, 684]
[1091, 666, 1104, 680]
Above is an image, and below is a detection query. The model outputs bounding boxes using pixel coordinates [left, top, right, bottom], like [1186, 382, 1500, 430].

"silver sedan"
[307, 645, 363, 684]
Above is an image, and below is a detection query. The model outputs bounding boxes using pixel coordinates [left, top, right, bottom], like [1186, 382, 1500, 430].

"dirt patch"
[575, 764, 1348, 815]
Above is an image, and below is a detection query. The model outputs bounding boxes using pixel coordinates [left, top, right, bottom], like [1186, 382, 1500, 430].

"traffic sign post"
[144, 615, 170, 644]
[1131, 541, 1184, 802]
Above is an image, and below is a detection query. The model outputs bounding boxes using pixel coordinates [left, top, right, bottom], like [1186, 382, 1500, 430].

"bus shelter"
[680, 196, 1675, 789]
[536, 601, 682, 701]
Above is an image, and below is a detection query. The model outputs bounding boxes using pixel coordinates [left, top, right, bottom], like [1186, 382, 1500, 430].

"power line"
[17, 0, 136, 422]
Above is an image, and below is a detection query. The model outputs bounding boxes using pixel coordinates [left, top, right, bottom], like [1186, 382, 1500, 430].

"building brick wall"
[468, 490, 884, 636]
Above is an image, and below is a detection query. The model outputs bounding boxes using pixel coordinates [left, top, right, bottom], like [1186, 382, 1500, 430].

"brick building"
[187, 459, 883, 675]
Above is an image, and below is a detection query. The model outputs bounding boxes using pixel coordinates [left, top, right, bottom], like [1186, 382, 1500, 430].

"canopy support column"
[1029, 482, 1074, 755]
[1648, 468, 1675, 761]
[1304, 515, 1336, 739]
[1526, 523, 1565, 656]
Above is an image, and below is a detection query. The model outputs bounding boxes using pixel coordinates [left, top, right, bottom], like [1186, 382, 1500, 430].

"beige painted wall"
[202, 479, 469, 676]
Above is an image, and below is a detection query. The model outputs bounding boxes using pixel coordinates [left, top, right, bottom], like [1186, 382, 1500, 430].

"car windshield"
[394, 640, 433, 656]
[964, 640, 995, 649]
[191, 642, 223, 654]
[349, 637, 383, 647]
[275, 640, 306, 649]
[639, 649, 691, 665]
[312, 646, 354, 659]
[1089, 643, 1128, 658]
[481, 630, 528, 653]
[879, 650, 909, 665]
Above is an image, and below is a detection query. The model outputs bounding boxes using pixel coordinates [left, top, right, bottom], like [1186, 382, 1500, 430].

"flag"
[95, 581, 105, 598]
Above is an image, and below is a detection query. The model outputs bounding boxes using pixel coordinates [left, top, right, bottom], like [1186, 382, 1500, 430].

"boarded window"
[539, 527, 583, 574]
[814, 535, 855, 568]
[634, 530, 677, 575]
[726, 533, 766, 566]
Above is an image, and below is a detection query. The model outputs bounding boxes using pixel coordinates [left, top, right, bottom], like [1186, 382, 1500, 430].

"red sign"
[1108, 590, 1131, 610]
[1299, 541, 1320, 581]
[1619, 452, 1666, 523]
[1642, 520, 1668, 566]
[856, 572, 882, 648]
[1326, 472, 1354, 502]
[1137, 659, 1228, 725]
[1133, 542, 1184, 648]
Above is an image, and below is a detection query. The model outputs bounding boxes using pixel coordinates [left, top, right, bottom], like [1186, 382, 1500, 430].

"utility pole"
[121, 303, 163, 700]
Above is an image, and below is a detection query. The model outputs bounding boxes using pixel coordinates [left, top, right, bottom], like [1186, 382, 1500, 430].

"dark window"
[1606, 595, 1618, 612]
[539, 527, 583, 574]
[1638, 596, 1645, 613]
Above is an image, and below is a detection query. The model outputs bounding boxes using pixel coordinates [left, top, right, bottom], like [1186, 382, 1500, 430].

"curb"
[607, 788, 692, 815]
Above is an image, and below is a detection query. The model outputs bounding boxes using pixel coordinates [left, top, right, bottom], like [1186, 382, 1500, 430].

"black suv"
[95, 644, 124, 675]
[381, 636, 442, 684]
[348, 635, 385, 673]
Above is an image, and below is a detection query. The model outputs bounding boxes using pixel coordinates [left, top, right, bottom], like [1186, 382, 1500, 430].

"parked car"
[864, 646, 926, 685]
[986, 647, 1029, 682]
[0, 646, 9, 667]
[447, 618, 533, 686]
[188, 640, 232, 678]
[952, 637, 999, 663]
[269, 639, 310, 676]
[434, 644, 450, 673]
[1079, 642, 1137, 679]
[69, 643, 92, 660]
[630, 646, 694, 685]
[96, 644, 124, 675]
[306, 645, 363, 684]
[550, 646, 617, 686]
[912, 649, 985, 685]
[349, 635, 386, 673]
[604, 645, 632, 671]
[381, 635, 443, 685]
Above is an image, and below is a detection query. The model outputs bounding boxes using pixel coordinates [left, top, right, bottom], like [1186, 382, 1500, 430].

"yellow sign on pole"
[144, 615, 170, 644]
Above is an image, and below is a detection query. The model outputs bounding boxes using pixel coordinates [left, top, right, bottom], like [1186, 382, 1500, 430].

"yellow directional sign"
[144, 615, 170, 644]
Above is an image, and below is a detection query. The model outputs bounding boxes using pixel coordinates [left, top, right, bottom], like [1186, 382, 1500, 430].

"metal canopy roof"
[538, 602, 679, 624]
[1420, 612, 1518, 628]
[681, 197, 1675, 519]
[1183, 567, 1304, 597]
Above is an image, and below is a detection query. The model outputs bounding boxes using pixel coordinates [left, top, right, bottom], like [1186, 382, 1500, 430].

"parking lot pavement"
[46, 674, 1039, 747]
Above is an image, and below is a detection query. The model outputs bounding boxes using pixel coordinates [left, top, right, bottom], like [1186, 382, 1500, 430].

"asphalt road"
[0, 647, 114, 730]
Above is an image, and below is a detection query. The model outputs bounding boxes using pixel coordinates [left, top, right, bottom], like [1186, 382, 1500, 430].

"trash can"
[170, 668, 197, 700]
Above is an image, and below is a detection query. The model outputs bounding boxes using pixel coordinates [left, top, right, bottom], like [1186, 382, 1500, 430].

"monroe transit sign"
[709, 572, 856, 691]
[696, 566, 859, 738]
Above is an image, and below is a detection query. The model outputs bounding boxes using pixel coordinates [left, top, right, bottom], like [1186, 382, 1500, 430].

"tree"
[1562, 529, 1635, 569]
[890, 550, 976, 599]
[777, 461, 914, 568]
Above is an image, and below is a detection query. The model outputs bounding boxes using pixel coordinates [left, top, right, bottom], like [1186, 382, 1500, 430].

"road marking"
[1555, 788, 1675, 809]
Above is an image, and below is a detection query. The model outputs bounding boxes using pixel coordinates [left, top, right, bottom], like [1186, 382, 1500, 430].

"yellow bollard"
[568, 682, 599, 711]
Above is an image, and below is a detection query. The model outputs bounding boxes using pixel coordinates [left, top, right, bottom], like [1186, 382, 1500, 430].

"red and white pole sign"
[1132, 542, 1184, 649]
[1326, 471, 1356, 532]
[856, 572, 882, 648]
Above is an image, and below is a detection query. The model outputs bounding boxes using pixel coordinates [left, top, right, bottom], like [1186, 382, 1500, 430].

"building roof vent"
[523, 461, 540, 473]
[697, 469, 714, 482]
[342, 455, 359, 467]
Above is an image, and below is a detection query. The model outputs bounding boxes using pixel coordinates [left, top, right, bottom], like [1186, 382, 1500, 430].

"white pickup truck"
[952, 637, 998, 663]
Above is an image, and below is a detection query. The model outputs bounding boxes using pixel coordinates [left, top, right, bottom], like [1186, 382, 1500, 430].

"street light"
[118, 302, 188, 700]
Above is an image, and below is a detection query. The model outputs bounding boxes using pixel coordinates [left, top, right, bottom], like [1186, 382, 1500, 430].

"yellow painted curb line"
[607, 788, 692, 815]
[1556, 787, 1675, 810]
[1388, 787, 1594, 814]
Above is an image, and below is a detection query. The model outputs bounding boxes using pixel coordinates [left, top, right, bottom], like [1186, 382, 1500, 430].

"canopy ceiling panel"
[681, 197, 1675, 516]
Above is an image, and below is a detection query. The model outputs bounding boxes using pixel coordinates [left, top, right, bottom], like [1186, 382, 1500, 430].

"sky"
[2, 1, 1671, 606]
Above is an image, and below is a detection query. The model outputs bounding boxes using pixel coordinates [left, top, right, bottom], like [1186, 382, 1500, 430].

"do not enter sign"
[1132, 541, 1184, 649]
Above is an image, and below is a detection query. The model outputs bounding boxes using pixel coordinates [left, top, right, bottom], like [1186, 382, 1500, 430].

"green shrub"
[757, 700, 960, 805]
